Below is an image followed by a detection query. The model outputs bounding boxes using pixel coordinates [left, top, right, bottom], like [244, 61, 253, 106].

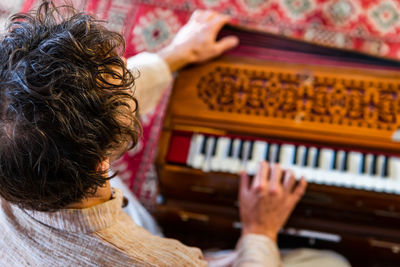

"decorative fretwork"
[197, 66, 400, 130]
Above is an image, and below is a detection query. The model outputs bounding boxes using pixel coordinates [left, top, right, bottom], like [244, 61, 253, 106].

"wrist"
[242, 227, 278, 242]
[158, 45, 191, 72]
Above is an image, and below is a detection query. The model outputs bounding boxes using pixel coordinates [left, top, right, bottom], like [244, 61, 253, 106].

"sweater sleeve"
[126, 52, 172, 115]
[234, 234, 281, 267]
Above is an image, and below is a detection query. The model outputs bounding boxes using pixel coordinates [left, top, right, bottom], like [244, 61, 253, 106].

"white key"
[202, 137, 216, 172]
[307, 147, 318, 168]
[348, 152, 363, 174]
[240, 141, 252, 172]
[336, 150, 346, 171]
[246, 141, 268, 175]
[296, 146, 307, 166]
[319, 149, 335, 170]
[210, 137, 230, 172]
[279, 144, 295, 168]
[376, 155, 386, 177]
[269, 144, 279, 164]
[389, 157, 400, 180]
[364, 154, 374, 175]
[191, 135, 206, 169]
[228, 139, 242, 174]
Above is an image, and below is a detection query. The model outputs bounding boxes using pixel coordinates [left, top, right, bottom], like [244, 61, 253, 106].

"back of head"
[0, 1, 140, 211]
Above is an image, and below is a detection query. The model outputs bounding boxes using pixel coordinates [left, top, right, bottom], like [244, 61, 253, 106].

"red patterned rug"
[21, 0, 400, 207]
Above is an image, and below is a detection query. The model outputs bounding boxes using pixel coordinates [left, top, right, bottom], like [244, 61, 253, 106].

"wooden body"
[155, 27, 400, 267]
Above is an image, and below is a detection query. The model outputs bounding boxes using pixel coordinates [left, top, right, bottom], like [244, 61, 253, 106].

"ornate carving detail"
[197, 66, 400, 130]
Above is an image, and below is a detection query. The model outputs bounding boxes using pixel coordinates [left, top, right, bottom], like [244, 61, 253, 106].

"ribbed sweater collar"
[21, 188, 123, 234]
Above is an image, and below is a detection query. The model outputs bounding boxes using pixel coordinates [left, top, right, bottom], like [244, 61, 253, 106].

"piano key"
[360, 154, 365, 174]
[315, 149, 321, 168]
[382, 156, 389, 178]
[210, 137, 230, 172]
[307, 147, 318, 168]
[220, 139, 233, 173]
[211, 138, 218, 157]
[227, 138, 234, 157]
[240, 140, 252, 172]
[376, 155, 386, 177]
[202, 137, 216, 172]
[186, 134, 200, 166]
[371, 155, 378, 175]
[335, 150, 346, 172]
[190, 134, 206, 169]
[364, 154, 374, 175]
[247, 141, 254, 161]
[332, 150, 337, 169]
[293, 146, 298, 165]
[246, 141, 268, 175]
[296, 145, 307, 166]
[276, 145, 281, 164]
[238, 141, 244, 159]
[389, 157, 400, 180]
[343, 151, 349, 171]
[279, 144, 296, 168]
[228, 138, 242, 173]
[264, 142, 270, 161]
[269, 144, 279, 164]
[348, 152, 363, 174]
[319, 149, 335, 170]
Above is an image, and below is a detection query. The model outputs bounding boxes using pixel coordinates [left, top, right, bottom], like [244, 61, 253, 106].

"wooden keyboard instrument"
[155, 26, 400, 267]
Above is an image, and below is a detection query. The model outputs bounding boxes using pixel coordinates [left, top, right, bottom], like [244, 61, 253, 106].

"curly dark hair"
[0, 2, 141, 211]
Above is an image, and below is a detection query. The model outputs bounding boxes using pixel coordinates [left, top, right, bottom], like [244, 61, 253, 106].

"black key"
[238, 140, 245, 160]
[264, 143, 270, 161]
[371, 155, 377, 175]
[302, 147, 309, 167]
[211, 137, 218, 156]
[275, 145, 281, 164]
[293, 146, 298, 165]
[360, 154, 366, 174]
[343, 152, 348, 171]
[200, 136, 208, 155]
[227, 139, 234, 157]
[315, 148, 320, 168]
[383, 156, 389, 177]
[247, 141, 254, 160]
[332, 150, 337, 170]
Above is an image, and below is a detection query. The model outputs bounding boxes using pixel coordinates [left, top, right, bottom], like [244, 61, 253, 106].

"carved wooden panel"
[197, 66, 400, 132]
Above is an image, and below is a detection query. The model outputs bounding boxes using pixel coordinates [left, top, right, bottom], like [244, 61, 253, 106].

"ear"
[97, 157, 111, 173]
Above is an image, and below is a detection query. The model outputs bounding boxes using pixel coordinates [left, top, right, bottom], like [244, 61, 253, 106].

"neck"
[67, 180, 112, 209]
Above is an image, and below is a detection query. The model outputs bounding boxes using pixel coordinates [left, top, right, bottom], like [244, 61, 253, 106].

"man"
[0, 2, 349, 266]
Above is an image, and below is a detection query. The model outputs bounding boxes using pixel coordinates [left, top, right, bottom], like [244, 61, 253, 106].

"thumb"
[214, 35, 239, 55]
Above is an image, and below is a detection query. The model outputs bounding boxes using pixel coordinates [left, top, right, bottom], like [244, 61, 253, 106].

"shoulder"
[95, 212, 207, 267]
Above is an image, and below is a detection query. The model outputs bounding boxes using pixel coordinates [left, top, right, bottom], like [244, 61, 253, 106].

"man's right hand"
[239, 162, 307, 242]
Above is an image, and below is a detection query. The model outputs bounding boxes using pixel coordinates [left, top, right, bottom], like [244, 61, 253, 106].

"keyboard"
[167, 132, 400, 194]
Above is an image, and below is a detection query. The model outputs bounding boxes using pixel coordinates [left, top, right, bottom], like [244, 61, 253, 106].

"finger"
[251, 161, 269, 190]
[209, 14, 231, 35]
[269, 164, 282, 194]
[292, 177, 307, 200]
[283, 170, 295, 193]
[214, 36, 239, 55]
[239, 171, 250, 196]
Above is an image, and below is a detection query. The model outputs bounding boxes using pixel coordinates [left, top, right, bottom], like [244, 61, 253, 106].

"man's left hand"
[159, 10, 239, 72]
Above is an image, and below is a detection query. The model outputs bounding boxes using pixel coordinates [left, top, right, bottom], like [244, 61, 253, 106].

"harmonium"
[154, 26, 400, 267]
